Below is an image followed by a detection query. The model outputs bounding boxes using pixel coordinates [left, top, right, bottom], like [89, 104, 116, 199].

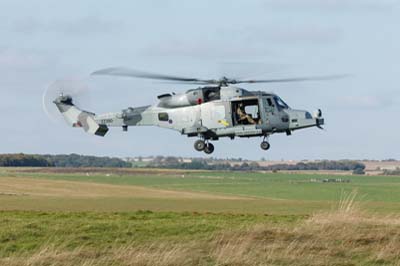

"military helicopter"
[47, 67, 339, 154]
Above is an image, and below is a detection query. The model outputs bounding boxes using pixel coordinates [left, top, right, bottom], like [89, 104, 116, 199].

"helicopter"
[49, 67, 338, 154]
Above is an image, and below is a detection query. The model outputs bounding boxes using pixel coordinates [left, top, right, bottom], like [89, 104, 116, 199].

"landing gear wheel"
[260, 141, 270, 151]
[194, 140, 206, 151]
[204, 143, 214, 154]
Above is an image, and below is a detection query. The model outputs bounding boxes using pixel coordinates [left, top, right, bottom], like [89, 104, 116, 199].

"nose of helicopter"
[287, 109, 324, 130]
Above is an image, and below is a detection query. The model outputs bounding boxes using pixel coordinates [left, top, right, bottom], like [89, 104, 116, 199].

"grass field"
[1, 168, 400, 213]
[0, 168, 399, 265]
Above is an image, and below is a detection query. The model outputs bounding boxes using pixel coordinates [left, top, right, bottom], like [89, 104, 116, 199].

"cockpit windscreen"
[273, 96, 290, 110]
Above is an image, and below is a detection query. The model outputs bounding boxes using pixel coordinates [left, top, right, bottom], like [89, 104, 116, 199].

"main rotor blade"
[92, 67, 215, 84]
[92, 67, 349, 86]
[234, 74, 350, 84]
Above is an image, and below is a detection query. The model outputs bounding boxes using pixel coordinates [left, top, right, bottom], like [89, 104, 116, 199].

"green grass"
[2, 169, 400, 214]
[1, 209, 399, 265]
[8, 170, 400, 203]
[1, 168, 400, 265]
[0, 211, 301, 258]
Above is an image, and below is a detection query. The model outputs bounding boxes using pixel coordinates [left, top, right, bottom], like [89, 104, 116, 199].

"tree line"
[0, 153, 130, 168]
[0, 153, 367, 172]
[0, 154, 52, 167]
[147, 156, 366, 172]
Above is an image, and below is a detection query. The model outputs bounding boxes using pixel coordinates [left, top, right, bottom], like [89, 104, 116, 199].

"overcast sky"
[1, 0, 399, 160]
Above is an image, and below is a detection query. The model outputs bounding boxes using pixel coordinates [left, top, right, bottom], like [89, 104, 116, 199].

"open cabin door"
[231, 98, 263, 136]
[231, 99, 262, 126]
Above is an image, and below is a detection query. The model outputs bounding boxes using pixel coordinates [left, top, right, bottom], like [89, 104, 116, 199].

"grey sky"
[1, 0, 399, 160]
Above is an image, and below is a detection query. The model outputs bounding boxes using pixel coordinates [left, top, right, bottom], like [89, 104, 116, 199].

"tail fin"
[53, 95, 108, 136]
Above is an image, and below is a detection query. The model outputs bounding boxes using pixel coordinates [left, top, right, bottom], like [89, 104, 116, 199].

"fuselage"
[53, 85, 324, 153]
[95, 86, 324, 140]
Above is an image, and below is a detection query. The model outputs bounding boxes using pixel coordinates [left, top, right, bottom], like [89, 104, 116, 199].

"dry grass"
[2, 191, 400, 266]
[1, 243, 202, 266]
[212, 190, 400, 266]
[0, 176, 247, 200]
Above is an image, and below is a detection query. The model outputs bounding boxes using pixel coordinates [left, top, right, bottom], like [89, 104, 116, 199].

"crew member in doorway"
[237, 103, 256, 124]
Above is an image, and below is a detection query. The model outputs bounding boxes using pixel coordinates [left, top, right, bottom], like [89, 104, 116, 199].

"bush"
[352, 168, 365, 175]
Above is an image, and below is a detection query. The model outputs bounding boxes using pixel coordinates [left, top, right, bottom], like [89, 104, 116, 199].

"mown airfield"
[1, 164, 400, 265]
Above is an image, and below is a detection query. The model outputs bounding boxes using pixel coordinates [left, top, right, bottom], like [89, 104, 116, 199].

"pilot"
[237, 103, 256, 124]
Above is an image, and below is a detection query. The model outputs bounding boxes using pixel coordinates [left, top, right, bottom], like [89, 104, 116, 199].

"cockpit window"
[274, 96, 289, 110]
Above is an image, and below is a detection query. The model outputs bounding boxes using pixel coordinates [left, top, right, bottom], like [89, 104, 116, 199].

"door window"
[264, 97, 275, 114]
[158, 112, 169, 121]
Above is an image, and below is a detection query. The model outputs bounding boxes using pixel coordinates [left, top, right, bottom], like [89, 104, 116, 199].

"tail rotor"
[42, 78, 91, 124]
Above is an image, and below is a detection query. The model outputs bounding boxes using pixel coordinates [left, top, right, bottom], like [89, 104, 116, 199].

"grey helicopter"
[48, 67, 337, 154]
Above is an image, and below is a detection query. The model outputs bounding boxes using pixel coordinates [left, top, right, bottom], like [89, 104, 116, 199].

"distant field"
[1, 167, 400, 265]
[1, 167, 399, 213]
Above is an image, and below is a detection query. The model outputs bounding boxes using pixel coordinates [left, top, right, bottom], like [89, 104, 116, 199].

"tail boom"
[54, 95, 109, 136]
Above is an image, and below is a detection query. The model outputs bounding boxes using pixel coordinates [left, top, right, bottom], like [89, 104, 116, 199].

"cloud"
[141, 38, 272, 59]
[338, 95, 395, 109]
[11, 17, 125, 36]
[228, 25, 342, 45]
[0, 48, 47, 70]
[141, 24, 341, 60]
[263, 0, 398, 12]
